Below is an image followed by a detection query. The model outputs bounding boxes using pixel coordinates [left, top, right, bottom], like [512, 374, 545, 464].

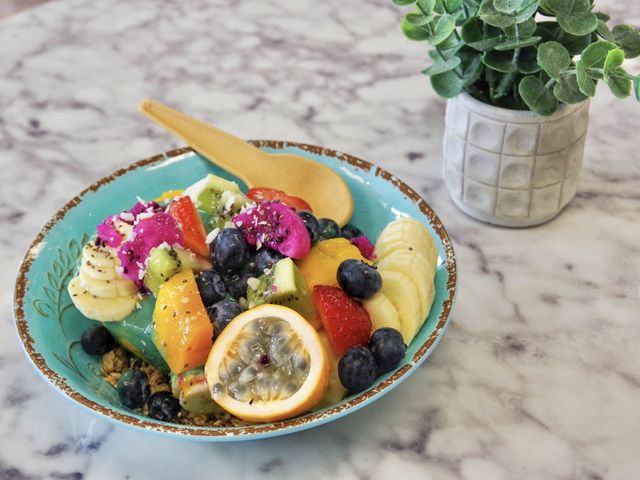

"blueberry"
[195, 271, 227, 307]
[117, 370, 150, 409]
[341, 223, 363, 240]
[338, 346, 377, 393]
[337, 259, 382, 299]
[298, 211, 320, 244]
[368, 328, 406, 374]
[147, 391, 181, 422]
[208, 299, 243, 339]
[80, 326, 115, 355]
[211, 228, 249, 274]
[252, 248, 284, 275]
[318, 218, 341, 240]
[225, 271, 253, 299]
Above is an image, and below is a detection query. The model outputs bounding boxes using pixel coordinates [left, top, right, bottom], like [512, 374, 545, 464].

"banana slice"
[377, 218, 438, 264]
[362, 292, 402, 333]
[112, 219, 133, 239]
[115, 278, 138, 296]
[80, 259, 117, 281]
[377, 250, 432, 319]
[317, 331, 347, 406]
[378, 270, 422, 344]
[68, 276, 138, 322]
[81, 241, 118, 268]
[79, 269, 118, 298]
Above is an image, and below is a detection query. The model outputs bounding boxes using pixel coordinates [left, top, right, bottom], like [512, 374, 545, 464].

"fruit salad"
[69, 173, 438, 424]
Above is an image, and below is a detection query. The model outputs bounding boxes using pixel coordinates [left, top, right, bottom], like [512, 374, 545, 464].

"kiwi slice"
[247, 258, 317, 325]
[144, 247, 180, 294]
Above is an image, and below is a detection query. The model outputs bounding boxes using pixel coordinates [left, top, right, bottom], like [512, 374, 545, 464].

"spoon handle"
[139, 99, 259, 186]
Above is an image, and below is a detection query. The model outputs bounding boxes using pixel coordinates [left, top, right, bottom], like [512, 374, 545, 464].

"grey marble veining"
[1, 0, 640, 478]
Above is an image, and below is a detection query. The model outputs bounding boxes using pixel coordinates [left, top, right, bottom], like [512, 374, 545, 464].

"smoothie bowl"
[13, 141, 456, 441]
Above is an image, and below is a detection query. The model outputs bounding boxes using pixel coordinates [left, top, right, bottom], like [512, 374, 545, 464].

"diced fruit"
[144, 247, 180, 295]
[246, 187, 312, 212]
[247, 258, 320, 329]
[341, 224, 363, 240]
[378, 270, 421, 344]
[225, 271, 253, 299]
[80, 326, 115, 356]
[297, 238, 369, 290]
[67, 276, 138, 322]
[147, 391, 181, 422]
[368, 328, 406, 374]
[252, 248, 284, 275]
[153, 269, 213, 373]
[211, 228, 250, 274]
[103, 298, 169, 371]
[117, 370, 150, 408]
[204, 305, 329, 422]
[350, 236, 376, 260]
[362, 292, 402, 333]
[175, 247, 212, 272]
[168, 196, 209, 258]
[317, 330, 347, 406]
[154, 189, 183, 203]
[233, 202, 310, 259]
[337, 259, 382, 300]
[195, 270, 227, 307]
[183, 173, 248, 215]
[208, 299, 244, 340]
[170, 366, 223, 415]
[312, 285, 372, 356]
[298, 211, 320, 244]
[317, 218, 341, 240]
[338, 346, 377, 393]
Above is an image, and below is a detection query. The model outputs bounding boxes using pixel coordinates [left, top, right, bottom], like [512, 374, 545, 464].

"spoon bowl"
[139, 100, 354, 225]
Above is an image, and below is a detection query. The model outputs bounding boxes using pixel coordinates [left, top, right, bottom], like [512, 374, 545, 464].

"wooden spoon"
[139, 99, 354, 226]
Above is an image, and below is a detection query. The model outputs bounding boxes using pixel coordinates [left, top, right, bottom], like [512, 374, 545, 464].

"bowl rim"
[13, 141, 457, 440]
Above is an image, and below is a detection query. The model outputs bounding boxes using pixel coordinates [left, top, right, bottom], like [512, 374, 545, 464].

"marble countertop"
[2, 0, 640, 478]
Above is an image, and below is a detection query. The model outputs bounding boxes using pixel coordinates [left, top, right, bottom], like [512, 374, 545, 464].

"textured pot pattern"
[443, 92, 589, 227]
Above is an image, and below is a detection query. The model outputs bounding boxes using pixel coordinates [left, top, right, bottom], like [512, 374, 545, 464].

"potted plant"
[393, 0, 640, 226]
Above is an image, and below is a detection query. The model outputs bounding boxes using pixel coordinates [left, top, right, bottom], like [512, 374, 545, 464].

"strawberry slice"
[312, 285, 372, 356]
[168, 196, 209, 258]
[246, 187, 312, 212]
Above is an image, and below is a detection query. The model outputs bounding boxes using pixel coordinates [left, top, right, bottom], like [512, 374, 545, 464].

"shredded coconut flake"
[247, 277, 261, 291]
[205, 228, 220, 245]
[136, 212, 154, 221]
[120, 212, 135, 222]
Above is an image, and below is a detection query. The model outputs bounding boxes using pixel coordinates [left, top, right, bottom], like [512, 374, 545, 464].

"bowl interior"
[14, 142, 456, 440]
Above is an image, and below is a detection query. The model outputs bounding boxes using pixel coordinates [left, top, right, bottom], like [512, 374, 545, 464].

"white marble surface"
[2, 0, 640, 478]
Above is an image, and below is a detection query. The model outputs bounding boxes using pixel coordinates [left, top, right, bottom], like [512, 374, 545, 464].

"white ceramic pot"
[443, 92, 589, 227]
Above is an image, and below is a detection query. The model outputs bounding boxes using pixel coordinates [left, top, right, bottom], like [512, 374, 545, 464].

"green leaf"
[597, 20, 614, 41]
[557, 13, 598, 36]
[576, 60, 597, 96]
[553, 74, 588, 104]
[483, 50, 518, 72]
[401, 16, 431, 40]
[468, 37, 504, 51]
[563, 32, 592, 56]
[634, 77, 640, 101]
[393, 0, 417, 5]
[494, 36, 541, 50]
[502, 18, 536, 38]
[517, 46, 542, 73]
[417, 0, 436, 13]
[514, 0, 539, 22]
[612, 25, 640, 59]
[581, 40, 617, 68]
[428, 14, 456, 45]
[494, 0, 523, 14]
[595, 12, 611, 22]
[479, 0, 516, 27]
[603, 48, 625, 77]
[460, 16, 483, 42]
[430, 70, 465, 97]
[518, 75, 558, 116]
[537, 41, 571, 79]
[543, 0, 590, 15]
[423, 56, 462, 75]
[495, 72, 516, 98]
[462, 55, 484, 86]
[405, 12, 435, 26]
[605, 67, 632, 98]
[444, 0, 463, 12]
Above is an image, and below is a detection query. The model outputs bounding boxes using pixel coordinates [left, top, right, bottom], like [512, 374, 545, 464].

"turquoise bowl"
[13, 142, 457, 441]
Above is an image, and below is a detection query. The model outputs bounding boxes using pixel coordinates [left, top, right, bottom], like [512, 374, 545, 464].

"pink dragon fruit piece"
[117, 213, 184, 287]
[351, 236, 376, 261]
[232, 201, 310, 259]
[96, 216, 122, 248]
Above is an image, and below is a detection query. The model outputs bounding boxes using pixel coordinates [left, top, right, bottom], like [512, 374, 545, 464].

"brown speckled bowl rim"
[13, 141, 457, 440]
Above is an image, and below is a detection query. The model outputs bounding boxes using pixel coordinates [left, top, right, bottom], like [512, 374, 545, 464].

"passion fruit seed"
[212, 317, 311, 403]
